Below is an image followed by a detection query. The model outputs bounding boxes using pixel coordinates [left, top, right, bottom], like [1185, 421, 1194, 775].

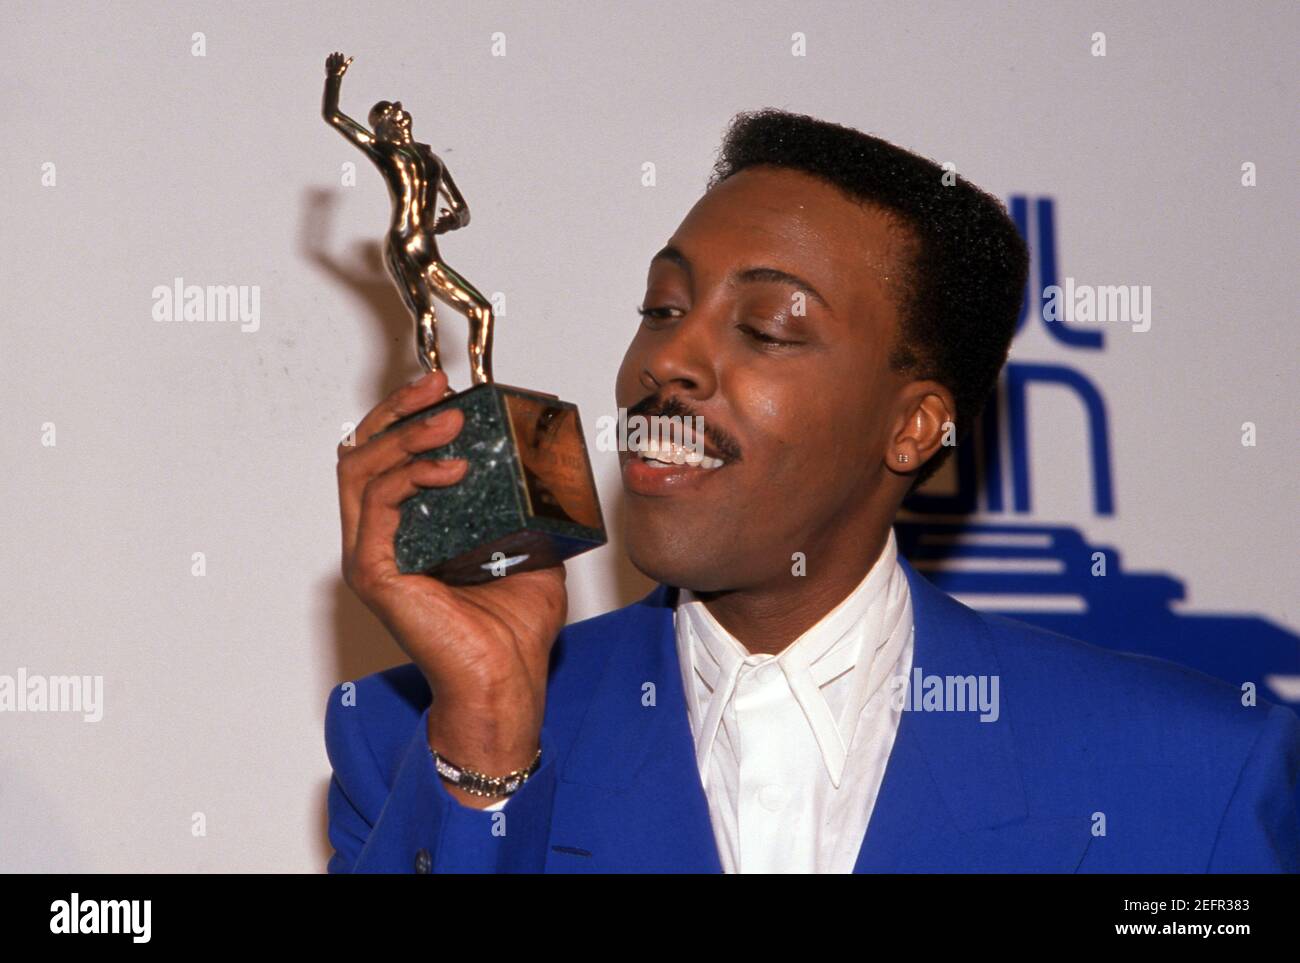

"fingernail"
[409, 371, 433, 386]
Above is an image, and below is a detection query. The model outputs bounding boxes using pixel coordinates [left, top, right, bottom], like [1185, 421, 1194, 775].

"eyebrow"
[650, 245, 832, 312]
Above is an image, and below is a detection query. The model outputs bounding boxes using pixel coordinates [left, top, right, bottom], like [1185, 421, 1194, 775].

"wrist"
[426, 697, 542, 777]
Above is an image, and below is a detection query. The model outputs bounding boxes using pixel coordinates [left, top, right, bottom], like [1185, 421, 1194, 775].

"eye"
[635, 305, 684, 326]
[738, 323, 800, 348]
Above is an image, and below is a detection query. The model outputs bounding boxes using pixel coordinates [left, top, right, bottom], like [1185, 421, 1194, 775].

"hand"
[432, 208, 458, 235]
[336, 370, 567, 805]
[326, 52, 353, 78]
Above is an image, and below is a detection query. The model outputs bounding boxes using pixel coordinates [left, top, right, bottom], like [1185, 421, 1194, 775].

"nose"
[638, 311, 718, 402]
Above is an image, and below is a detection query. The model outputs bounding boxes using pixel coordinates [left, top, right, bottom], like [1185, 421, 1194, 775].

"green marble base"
[377, 382, 607, 585]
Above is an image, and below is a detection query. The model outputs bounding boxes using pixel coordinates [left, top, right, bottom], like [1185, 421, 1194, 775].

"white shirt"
[673, 527, 914, 873]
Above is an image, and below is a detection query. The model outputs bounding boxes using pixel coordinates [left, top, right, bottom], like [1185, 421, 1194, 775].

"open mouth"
[629, 440, 726, 471]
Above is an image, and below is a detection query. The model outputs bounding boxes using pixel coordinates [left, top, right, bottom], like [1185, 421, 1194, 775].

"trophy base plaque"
[380, 382, 607, 585]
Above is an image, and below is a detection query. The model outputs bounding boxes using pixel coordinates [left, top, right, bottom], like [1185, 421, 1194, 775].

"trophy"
[322, 52, 606, 585]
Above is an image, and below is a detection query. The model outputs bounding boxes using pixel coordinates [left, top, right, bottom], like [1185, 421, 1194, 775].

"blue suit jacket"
[325, 556, 1300, 872]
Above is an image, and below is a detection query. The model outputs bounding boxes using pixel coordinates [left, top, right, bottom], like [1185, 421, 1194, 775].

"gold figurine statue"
[322, 52, 494, 384]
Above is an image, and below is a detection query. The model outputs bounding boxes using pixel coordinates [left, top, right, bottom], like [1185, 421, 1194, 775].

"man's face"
[615, 164, 914, 592]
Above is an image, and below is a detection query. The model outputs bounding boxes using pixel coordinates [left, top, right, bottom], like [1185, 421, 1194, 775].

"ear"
[885, 379, 956, 477]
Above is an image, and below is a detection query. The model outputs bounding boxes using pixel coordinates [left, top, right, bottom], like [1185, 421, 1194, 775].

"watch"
[430, 745, 543, 798]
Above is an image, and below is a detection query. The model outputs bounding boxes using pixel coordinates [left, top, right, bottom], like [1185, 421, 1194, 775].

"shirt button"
[758, 784, 788, 812]
[414, 848, 432, 874]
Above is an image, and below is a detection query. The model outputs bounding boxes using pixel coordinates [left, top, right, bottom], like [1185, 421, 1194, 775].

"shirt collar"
[674, 527, 912, 788]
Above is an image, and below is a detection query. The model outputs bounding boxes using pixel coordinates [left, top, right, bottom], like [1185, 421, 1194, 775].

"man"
[325, 109, 1300, 873]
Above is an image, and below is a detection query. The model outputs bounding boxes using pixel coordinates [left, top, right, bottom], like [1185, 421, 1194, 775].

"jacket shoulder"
[324, 662, 430, 795]
[974, 608, 1294, 770]
[974, 610, 1299, 869]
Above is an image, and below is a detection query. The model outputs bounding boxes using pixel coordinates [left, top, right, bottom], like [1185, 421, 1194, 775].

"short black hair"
[708, 108, 1029, 488]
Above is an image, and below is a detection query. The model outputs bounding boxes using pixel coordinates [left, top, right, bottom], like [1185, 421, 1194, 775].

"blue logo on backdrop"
[899, 196, 1300, 734]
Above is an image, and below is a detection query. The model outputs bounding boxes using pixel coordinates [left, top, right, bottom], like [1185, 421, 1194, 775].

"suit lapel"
[855, 556, 1091, 872]
[547, 584, 722, 872]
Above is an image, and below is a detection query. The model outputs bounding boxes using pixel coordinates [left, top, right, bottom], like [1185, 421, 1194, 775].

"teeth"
[638, 446, 724, 470]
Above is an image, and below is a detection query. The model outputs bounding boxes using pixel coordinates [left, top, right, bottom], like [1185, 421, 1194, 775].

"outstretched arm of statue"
[322, 52, 379, 158]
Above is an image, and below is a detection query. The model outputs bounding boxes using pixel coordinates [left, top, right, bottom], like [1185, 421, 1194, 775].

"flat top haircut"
[708, 109, 1029, 487]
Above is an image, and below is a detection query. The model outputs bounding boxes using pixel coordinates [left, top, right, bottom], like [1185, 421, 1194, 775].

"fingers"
[348, 457, 469, 591]
[338, 369, 464, 571]
[342, 389, 465, 472]
[338, 403, 466, 558]
[351, 370, 455, 445]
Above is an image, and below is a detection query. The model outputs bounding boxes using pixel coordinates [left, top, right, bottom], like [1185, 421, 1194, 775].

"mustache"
[626, 393, 743, 462]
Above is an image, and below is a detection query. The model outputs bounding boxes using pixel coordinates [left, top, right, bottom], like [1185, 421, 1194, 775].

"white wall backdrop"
[1, 1, 1295, 871]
